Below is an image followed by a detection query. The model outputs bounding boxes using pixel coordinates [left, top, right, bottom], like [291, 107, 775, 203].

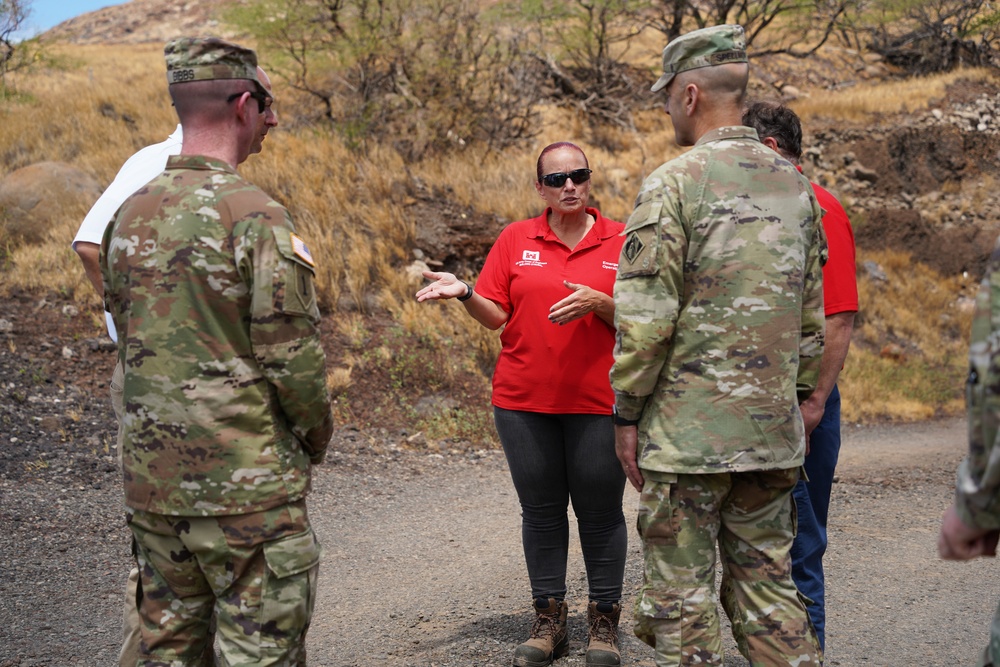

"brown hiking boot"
[512, 597, 569, 667]
[586, 601, 621, 666]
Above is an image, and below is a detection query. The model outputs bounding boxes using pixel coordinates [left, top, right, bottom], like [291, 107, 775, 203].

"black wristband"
[612, 406, 639, 426]
[457, 281, 473, 302]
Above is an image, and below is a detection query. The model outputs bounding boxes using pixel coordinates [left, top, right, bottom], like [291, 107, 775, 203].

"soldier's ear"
[234, 92, 253, 121]
[682, 83, 699, 117]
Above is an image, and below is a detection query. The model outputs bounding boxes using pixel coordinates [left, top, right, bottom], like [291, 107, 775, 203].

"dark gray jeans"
[494, 407, 627, 603]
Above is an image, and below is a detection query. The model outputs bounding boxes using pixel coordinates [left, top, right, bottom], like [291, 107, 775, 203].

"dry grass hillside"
[1, 0, 997, 449]
[41, 0, 244, 45]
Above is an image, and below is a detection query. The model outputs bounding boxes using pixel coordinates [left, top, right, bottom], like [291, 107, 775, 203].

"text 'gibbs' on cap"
[651, 24, 748, 93]
[164, 36, 264, 90]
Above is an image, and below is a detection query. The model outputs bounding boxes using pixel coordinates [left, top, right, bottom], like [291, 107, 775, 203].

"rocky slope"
[40, 0, 242, 45]
[810, 78, 1000, 279]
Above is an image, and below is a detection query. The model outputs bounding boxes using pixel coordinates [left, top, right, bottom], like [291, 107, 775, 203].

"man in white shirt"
[73, 125, 183, 341]
[73, 65, 277, 667]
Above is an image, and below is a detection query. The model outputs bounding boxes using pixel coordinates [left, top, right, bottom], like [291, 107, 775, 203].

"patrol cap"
[651, 24, 748, 93]
[164, 36, 269, 98]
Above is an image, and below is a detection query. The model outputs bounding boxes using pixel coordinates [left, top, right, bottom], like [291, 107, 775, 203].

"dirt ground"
[299, 417, 996, 667]
[1, 294, 999, 667]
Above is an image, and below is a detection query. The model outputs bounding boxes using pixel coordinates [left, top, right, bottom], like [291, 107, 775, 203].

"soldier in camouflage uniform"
[101, 36, 334, 667]
[610, 24, 825, 666]
[77, 62, 278, 667]
[939, 236, 1000, 667]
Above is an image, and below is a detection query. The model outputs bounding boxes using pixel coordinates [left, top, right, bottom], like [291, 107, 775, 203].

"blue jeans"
[791, 385, 841, 650]
[494, 407, 627, 603]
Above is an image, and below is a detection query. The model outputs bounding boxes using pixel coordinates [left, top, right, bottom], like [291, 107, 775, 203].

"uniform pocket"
[259, 529, 322, 649]
[636, 475, 679, 546]
[263, 528, 321, 577]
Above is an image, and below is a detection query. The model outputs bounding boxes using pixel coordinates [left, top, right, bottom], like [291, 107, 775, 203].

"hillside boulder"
[0, 162, 102, 248]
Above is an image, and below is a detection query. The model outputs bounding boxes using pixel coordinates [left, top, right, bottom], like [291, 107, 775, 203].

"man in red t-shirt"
[743, 101, 858, 651]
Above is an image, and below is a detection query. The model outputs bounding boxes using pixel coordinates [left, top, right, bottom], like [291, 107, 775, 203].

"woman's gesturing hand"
[415, 271, 464, 302]
[549, 280, 615, 326]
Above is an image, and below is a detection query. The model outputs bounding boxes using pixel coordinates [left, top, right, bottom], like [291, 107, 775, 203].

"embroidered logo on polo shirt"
[516, 249, 546, 268]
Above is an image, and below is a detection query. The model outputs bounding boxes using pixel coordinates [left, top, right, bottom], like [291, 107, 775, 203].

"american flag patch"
[290, 233, 315, 267]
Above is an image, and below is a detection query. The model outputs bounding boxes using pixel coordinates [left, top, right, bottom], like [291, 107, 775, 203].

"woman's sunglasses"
[540, 169, 592, 188]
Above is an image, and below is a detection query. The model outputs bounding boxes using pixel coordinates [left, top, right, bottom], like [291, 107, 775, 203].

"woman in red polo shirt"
[416, 142, 627, 667]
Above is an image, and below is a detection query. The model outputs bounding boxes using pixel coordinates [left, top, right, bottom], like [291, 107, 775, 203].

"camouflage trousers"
[634, 467, 822, 666]
[127, 500, 321, 667]
[980, 598, 1000, 667]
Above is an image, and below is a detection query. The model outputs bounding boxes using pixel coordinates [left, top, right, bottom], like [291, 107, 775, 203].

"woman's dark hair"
[742, 101, 803, 162]
[536, 142, 589, 183]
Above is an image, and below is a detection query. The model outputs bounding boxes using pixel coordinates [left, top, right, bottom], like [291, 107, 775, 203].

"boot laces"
[529, 610, 561, 639]
[589, 610, 618, 646]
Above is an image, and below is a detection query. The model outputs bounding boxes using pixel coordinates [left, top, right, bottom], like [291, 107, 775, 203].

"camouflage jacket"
[101, 155, 334, 516]
[611, 126, 826, 474]
[955, 235, 1000, 529]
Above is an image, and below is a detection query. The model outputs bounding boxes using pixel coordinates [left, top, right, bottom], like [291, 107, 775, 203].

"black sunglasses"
[226, 89, 269, 114]
[540, 168, 592, 188]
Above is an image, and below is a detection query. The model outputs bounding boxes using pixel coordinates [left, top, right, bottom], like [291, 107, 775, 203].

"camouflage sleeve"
[243, 212, 334, 464]
[611, 190, 685, 421]
[955, 239, 1000, 529]
[796, 194, 827, 403]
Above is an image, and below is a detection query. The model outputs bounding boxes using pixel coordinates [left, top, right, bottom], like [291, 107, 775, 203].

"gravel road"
[2, 417, 997, 667]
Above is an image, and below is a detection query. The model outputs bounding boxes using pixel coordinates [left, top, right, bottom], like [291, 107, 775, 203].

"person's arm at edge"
[797, 199, 827, 404]
[800, 310, 855, 435]
[941, 423, 1000, 560]
[75, 241, 104, 297]
[612, 263, 676, 492]
[801, 188, 857, 435]
[248, 213, 334, 464]
[940, 246, 1000, 559]
[610, 192, 681, 491]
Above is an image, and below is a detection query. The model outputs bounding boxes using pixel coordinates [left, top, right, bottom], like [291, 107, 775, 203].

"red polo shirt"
[812, 182, 859, 316]
[475, 207, 625, 414]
